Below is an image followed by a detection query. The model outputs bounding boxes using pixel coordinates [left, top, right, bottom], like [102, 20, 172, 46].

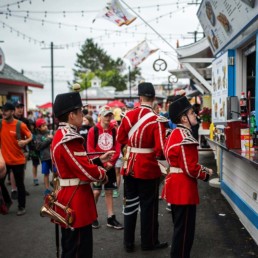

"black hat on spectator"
[2, 102, 15, 111]
[169, 96, 192, 123]
[53, 92, 82, 118]
[138, 82, 155, 97]
[14, 101, 24, 108]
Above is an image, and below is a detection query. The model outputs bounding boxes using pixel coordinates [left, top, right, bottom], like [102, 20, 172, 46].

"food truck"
[197, 0, 258, 244]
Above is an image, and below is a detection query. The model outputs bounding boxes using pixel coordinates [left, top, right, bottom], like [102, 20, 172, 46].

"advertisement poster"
[197, 0, 258, 55]
[212, 51, 228, 123]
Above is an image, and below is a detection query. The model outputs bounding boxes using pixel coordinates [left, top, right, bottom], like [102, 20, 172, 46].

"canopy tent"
[107, 100, 125, 108]
[37, 102, 52, 109]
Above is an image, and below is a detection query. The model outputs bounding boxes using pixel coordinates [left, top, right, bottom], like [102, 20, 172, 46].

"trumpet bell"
[40, 205, 70, 228]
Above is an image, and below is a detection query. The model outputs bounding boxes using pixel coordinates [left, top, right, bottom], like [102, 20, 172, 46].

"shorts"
[41, 160, 56, 175]
[115, 157, 123, 168]
[32, 157, 40, 167]
[92, 167, 117, 190]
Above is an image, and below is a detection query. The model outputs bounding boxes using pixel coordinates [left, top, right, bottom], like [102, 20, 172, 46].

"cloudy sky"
[0, 0, 202, 107]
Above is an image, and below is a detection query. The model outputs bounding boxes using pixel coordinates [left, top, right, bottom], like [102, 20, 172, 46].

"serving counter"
[206, 138, 258, 244]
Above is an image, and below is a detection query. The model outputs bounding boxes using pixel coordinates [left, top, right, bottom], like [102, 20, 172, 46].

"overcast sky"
[0, 0, 202, 107]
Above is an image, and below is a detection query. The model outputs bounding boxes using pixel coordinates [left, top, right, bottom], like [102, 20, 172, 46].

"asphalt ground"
[0, 151, 257, 258]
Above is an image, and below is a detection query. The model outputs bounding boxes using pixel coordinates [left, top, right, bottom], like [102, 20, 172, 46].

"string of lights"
[1, 19, 197, 51]
[1, 5, 189, 36]
[0, 1, 193, 14]
[0, 0, 32, 9]
[1, 3, 197, 49]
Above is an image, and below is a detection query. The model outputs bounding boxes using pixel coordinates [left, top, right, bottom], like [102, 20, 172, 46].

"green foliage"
[73, 38, 141, 92]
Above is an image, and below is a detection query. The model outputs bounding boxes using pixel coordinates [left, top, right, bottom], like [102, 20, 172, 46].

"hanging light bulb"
[44, 11, 47, 17]
[157, 5, 159, 11]
[81, 11, 84, 17]
[63, 11, 66, 17]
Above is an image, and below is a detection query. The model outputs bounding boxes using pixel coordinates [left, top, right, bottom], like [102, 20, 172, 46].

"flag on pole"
[93, 0, 136, 27]
[124, 40, 159, 67]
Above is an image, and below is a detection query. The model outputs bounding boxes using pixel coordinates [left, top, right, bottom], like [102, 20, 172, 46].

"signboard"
[197, 0, 258, 55]
[212, 51, 228, 123]
[0, 48, 5, 72]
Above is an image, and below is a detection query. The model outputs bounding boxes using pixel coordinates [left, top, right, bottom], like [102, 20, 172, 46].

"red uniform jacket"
[162, 125, 209, 205]
[87, 123, 120, 167]
[117, 105, 167, 179]
[51, 123, 106, 228]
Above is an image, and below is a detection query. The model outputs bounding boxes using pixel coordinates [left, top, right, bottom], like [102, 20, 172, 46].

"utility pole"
[42, 42, 64, 130]
[128, 66, 131, 101]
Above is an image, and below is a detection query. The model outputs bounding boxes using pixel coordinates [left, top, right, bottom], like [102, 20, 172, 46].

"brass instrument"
[40, 193, 75, 229]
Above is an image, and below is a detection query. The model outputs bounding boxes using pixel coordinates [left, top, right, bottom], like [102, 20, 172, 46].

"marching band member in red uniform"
[162, 96, 213, 258]
[51, 92, 114, 258]
[117, 82, 168, 253]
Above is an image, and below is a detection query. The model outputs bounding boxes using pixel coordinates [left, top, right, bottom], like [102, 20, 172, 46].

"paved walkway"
[0, 151, 257, 258]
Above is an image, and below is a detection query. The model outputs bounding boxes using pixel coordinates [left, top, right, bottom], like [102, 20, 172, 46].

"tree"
[73, 38, 141, 91]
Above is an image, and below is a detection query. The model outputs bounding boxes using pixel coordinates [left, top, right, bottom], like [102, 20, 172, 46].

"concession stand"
[197, 0, 258, 244]
[0, 47, 43, 113]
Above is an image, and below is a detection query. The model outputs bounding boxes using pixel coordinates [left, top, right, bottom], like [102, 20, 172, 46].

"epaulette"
[181, 136, 198, 145]
[156, 116, 169, 123]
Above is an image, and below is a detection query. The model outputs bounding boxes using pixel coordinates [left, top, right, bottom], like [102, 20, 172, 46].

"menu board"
[197, 0, 258, 55]
[212, 52, 228, 123]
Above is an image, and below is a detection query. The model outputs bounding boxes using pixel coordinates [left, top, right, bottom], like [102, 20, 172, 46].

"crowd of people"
[0, 82, 213, 258]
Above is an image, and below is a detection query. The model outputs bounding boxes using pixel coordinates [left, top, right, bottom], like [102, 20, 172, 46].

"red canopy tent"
[107, 100, 125, 108]
[37, 102, 53, 109]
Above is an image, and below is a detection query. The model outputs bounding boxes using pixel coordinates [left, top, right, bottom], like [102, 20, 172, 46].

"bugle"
[40, 193, 75, 228]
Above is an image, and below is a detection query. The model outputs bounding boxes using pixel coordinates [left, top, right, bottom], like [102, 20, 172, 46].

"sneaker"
[44, 189, 52, 196]
[166, 204, 172, 212]
[112, 190, 119, 198]
[33, 179, 39, 186]
[107, 215, 124, 230]
[17, 207, 26, 216]
[92, 220, 100, 229]
[11, 190, 18, 200]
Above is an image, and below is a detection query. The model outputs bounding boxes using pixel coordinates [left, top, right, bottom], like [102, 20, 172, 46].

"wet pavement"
[0, 151, 257, 258]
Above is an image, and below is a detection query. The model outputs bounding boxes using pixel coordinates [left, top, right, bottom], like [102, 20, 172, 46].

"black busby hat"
[169, 96, 192, 123]
[53, 92, 82, 118]
[138, 82, 155, 97]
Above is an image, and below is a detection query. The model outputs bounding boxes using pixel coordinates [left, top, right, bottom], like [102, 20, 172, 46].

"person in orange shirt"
[0, 102, 32, 216]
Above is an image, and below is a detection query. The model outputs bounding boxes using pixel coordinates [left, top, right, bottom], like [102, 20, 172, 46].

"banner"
[124, 40, 159, 67]
[93, 0, 136, 27]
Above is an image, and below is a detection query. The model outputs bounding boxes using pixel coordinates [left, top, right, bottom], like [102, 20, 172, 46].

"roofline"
[0, 78, 43, 88]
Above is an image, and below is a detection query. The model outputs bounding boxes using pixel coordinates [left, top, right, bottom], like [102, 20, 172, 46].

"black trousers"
[3, 164, 26, 209]
[123, 175, 160, 248]
[170, 205, 196, 258]
[61, 224, 93, 258]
